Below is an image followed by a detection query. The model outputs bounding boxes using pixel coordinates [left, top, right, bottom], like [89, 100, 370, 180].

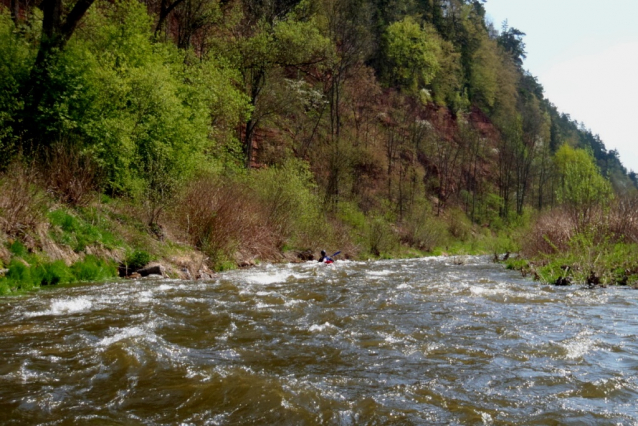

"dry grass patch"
[0, 161, 49, 244]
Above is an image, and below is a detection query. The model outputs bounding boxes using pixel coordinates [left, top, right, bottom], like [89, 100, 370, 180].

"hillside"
[1, 0, 636, 292]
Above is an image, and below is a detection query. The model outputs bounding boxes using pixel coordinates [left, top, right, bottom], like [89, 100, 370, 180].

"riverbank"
[0, 179, 517, 296]
[503, 203, 638, 288]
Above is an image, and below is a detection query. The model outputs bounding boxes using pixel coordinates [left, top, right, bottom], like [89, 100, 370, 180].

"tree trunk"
[21, 0, 96, 146]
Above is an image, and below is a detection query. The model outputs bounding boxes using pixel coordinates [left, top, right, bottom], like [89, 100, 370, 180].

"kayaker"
[318, 250, 333, 263]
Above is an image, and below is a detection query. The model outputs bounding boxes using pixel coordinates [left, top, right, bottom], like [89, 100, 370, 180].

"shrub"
[125, 249, 152, 271]
[399, 202, 449, 252]
[177, 174, 277, 266]
[366, 215, 399, 257]
[250, 159, 324, 249]
[608, 196, 638, 244]
[72, 255, 117, 281]
[0, 162, 48, 238]
[34, 261, 73, 286]
[521, 208, 575, 257]
[9, 240, 28, 257]
[447, 208, 472, 241]
[4, 259, 36, 291]
[0, 10, 34, 158]
[42, 142, 101, 206]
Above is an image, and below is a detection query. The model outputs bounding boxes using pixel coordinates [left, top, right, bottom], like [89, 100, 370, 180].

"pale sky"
[484, 0, 638, 173]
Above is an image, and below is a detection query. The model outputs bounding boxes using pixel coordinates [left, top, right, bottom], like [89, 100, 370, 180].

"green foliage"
[9, 240, 28, 257]
[251, 159, 323, 248]
[0, 255, 118, 294]
[0, 11, 35, 154]
[71, 255, 117, 282]
[336, 201, 368, 234]
[125, 249, 152, 270]
[555, 145, 613, 209]
[43, 0, 249, 195]
[382, 17, 441, 94]
[4, 259, 35, 290]
[366, 215, 400, 257]
[48, 209, 119, 252]
[447, 208, 473, 241]
[527, 228, 638, 286]
[34, 261, 73, 286]
[400, 202, 449, 252]
[469, 33, 500, 108]
[430, 39, 468, 110]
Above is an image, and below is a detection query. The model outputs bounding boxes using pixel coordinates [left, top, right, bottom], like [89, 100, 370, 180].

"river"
[1, 256, 637, 425]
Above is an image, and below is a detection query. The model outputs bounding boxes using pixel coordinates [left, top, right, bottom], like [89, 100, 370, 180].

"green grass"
[0, 256, 118, 295]
[512, 237, 638, 286]
[124, 249, 152, 270]
[48, 209, 120, 252]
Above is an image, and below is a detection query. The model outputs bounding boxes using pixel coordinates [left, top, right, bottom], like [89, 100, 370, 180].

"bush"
[251, 159, 324, 249]
[447, 208, 472, 241]
[521, 208, 574, 257]
[0, 162, 48, 238]
[125, 249, 152, 271]
[42, 142, 101, 206]
[4, 259, 35, 291]
[72, 255, 117, 281]
[176, 174, 277, 267]
[0, 11, 35, 158]
[399, 202, 449, 252]
[34, 261, 73, 286]
[366, 215, 399, 257]
[9, 240, 28, 257]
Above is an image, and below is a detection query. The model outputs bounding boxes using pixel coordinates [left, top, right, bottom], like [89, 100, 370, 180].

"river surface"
[1, 256, 637, 425]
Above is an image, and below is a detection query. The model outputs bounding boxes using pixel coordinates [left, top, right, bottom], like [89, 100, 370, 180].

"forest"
[1, 0, 638, 292]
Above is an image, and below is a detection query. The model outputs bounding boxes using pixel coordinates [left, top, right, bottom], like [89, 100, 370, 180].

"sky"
[483, 0, 638, 173]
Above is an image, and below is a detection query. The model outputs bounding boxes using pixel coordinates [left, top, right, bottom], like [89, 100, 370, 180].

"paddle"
[331, 251, 341, 258]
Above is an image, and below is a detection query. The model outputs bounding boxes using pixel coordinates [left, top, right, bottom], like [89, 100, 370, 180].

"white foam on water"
[480, 411, 493, 424]
[309, 322, 335, 332]
[99, 326, 147, 347]
[217, 322, 237, 341]
[383, 333, 403, 344]
[244, 271, 292, 285]
[25, 297, 93, 317]
[397, 283, 412, 289]
[156, 284, 174, 291]
[137, 290, 153, 302]
[367, 270, 393, 276]
[561, 337, 598, 360]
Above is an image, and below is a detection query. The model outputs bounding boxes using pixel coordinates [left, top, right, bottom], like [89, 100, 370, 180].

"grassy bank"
[0, 160, 521, 295]
[505, 201, 638, 287]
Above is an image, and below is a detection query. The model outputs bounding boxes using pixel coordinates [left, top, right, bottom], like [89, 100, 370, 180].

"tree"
[555, 144, 613, 228]
[21, 0, 97, 146]
[234, 6, 329, 167]
[497, 22, 526, 68]
[382, 16, 440, 94]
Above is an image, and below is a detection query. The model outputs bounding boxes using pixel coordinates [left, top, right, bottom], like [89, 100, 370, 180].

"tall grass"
[176, 175, 277, 268]
[518, 197, 638, 285]
[0, 161, 48, 240]
[0, 256, 117, 295]
[42, 143, 101, 207]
